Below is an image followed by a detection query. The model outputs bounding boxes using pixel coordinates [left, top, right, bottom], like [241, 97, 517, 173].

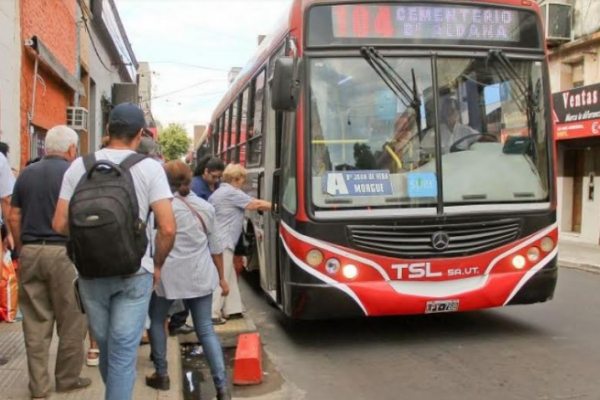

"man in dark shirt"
[191, 156, 224, 201]
[9, 126, 90, 399]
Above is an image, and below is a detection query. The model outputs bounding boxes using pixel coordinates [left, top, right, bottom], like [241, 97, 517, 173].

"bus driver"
[422, 97, 480, 154]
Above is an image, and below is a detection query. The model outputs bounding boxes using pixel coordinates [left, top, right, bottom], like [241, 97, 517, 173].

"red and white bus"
[207, 0, 558, 319]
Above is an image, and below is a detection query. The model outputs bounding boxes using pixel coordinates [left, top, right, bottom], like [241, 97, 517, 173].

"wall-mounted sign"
[554, 83, 600, 140]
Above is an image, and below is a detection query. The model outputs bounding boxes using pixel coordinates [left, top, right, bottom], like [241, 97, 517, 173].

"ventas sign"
[554, 83, 600, 140]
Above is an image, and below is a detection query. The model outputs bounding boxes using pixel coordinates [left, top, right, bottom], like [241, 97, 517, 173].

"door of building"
[564, 149, 585, 233]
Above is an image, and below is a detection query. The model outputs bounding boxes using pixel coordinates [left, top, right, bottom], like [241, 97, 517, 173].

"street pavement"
[559, 239, 600, 273]
[238, 267, 600, 400]
[0, 321, 183, 400]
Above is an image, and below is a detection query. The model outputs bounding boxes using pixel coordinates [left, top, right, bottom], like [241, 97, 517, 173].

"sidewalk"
[558, 239, 600, 273]
[0, 321, 183, 400]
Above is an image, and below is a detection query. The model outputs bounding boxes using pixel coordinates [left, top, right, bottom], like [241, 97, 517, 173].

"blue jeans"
[149, 293, 228, 390]
[79, 273, 153, 400]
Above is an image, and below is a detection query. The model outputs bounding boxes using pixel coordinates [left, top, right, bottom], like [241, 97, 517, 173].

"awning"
[29, 36, 86, 97]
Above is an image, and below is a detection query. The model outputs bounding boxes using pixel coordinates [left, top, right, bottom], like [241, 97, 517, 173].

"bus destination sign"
[323, 170, 394, 197]
[331, 4, 521, 42]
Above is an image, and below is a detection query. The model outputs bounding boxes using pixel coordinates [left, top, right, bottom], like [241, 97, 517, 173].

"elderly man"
[9, 126, 90, 399]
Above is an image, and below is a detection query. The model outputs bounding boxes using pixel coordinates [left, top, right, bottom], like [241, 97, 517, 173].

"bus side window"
[230, 96, 240, 162]
[247, 69, 266, 167]
[212, 119, 220, 155]
[237, 87, 251, 167]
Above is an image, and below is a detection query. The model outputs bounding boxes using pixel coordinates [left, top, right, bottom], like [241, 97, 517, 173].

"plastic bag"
[0, 250, 18, 322]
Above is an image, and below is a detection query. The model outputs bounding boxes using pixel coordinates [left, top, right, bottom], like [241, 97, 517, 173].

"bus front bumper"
[285, 257, 558, 320]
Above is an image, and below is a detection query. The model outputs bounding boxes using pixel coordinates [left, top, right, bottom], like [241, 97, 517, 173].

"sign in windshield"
[307, 3, 542, 49]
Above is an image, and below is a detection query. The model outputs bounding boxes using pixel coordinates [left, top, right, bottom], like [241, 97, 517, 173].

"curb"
[559, 260, 600, 274]
[177, 313, 258, 349]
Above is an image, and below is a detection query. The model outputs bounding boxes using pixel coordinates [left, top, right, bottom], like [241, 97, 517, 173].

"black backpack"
[67, 153, 149, 278]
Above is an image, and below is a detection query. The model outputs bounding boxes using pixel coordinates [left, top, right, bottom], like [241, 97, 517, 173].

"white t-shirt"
[59, 149, 173, 274]
[0, 153, 15, 224]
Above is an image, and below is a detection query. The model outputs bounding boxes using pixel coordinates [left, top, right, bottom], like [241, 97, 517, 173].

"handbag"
[174, 195, 208, 232]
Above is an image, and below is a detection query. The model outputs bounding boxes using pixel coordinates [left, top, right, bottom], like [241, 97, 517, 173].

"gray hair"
[45, 125, 79, 154]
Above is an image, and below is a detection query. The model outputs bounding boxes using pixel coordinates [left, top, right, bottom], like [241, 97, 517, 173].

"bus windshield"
[309, 56, 549, 210]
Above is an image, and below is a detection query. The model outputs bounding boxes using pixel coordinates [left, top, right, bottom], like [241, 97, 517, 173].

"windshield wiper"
[360, 47, 423, 162]
[487, 49, 541, 162]
[486, 49, 539, 113]
[360, 47, 421, 113]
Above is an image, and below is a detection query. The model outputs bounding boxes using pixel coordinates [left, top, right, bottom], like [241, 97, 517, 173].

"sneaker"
[56, 377, 92, 393]
[212, 317, 227, 325]
[146, 373, 170, 391]
[217, 387, 232, 400]
[169, 324, 194, 336]
[86, 349, 99, 367]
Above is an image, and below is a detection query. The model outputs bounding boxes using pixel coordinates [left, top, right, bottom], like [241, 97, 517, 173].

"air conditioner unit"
[66, 107, 89, 131]
[540, 2, 573, 44]
[112, 83, 139, 105]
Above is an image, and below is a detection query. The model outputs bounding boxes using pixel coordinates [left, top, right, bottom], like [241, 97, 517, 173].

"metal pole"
[29, 56, 39, 124]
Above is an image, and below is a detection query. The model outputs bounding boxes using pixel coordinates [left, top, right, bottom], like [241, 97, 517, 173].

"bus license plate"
[425, 300, 459, 314]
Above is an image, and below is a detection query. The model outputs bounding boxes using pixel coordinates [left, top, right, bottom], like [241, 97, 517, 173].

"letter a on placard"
[326, 173, 349, 196]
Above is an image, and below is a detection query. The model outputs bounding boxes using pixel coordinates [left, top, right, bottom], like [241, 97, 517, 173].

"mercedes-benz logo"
[431, 232, 450, 251]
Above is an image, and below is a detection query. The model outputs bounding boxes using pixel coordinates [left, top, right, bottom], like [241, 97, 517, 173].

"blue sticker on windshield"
[323, 170, 394, 197]
[408, 173, 438, 198]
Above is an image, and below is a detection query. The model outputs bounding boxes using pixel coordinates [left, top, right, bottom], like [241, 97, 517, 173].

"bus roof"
[209, 0, 541, 122]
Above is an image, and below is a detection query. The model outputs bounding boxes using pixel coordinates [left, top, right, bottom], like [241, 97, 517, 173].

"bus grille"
[347, 219, 522, 259]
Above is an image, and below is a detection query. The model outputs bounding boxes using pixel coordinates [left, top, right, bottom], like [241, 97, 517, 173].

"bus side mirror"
[271, 57, 302, 112]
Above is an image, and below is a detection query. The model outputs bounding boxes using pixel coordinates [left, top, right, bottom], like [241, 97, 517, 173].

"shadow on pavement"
[240, 268, 547, 349]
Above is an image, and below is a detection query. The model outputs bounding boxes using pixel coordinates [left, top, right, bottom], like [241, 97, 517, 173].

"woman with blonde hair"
[146, 161, 231, 400]
[209, 164, 271, 323]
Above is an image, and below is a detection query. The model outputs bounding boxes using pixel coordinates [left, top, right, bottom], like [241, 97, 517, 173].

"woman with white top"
[146, 161, 231, 400]
[209, 164, 271, 323]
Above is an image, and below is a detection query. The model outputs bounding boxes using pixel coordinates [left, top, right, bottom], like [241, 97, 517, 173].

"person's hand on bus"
[246, 199, 272, 212]
[219, 279, 230, 297]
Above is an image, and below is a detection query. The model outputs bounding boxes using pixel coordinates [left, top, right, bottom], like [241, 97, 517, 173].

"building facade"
[0, 0, 21, 168]
[540, 0, 600, 244]
[81, 0, 138, 153]
[19, 0, 139, 162]
[20, 0, 83, 164]
[138, 62, 157, 128]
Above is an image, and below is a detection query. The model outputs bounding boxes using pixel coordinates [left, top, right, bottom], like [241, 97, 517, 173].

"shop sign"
[553, 83, 600, 140]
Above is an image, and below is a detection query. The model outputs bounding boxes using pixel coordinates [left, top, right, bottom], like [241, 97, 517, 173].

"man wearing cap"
[53, 103, 176, 400]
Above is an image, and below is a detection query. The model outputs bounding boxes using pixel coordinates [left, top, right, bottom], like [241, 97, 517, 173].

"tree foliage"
[158, 124, 191, 161]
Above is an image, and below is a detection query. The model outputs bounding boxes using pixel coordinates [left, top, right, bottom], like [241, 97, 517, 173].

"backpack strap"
[120, 153, 147, 171]
[82, 154, 96, 174]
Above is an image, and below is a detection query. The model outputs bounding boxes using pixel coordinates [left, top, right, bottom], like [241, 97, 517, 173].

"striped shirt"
[209, 183, 253, 251]
[154, 192, 223, 300]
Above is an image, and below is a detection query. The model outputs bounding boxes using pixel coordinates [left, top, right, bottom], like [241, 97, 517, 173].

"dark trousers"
[168, 301, 189, 330]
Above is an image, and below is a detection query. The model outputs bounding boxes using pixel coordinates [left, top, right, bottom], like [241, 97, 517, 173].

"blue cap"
[109, 103, 148, 133]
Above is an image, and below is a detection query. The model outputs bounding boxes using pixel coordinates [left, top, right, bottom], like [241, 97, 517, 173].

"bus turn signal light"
[306, 250, 324, 267]
[541, 237, 555, 253]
